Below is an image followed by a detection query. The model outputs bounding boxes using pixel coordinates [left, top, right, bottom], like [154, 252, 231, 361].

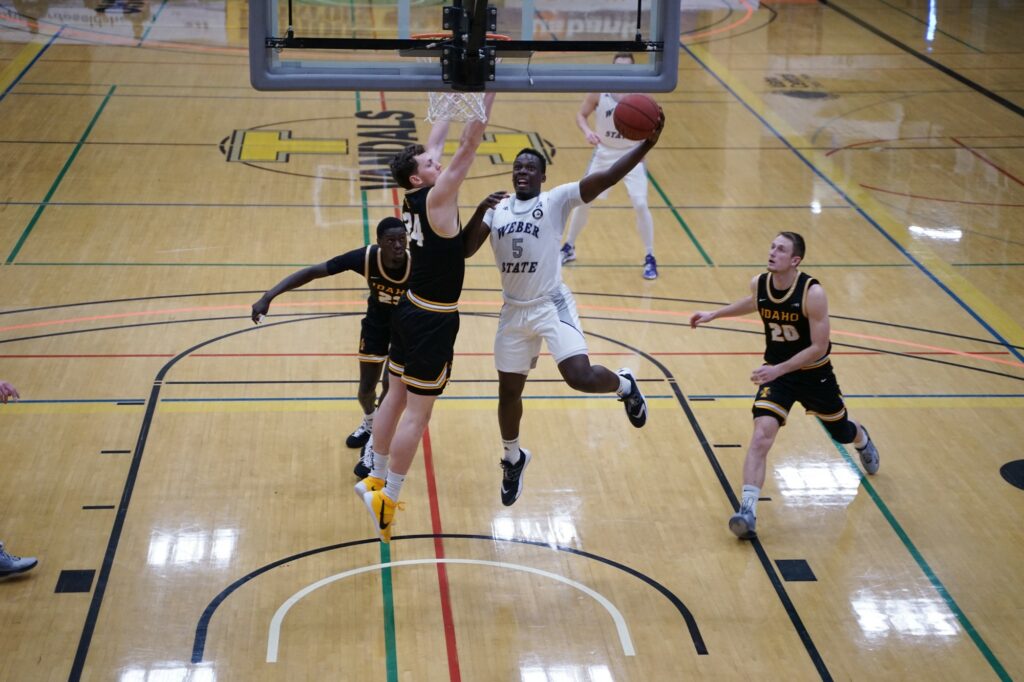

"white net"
[426, 90, 487, 123]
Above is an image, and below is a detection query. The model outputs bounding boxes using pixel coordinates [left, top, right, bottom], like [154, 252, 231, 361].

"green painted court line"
[354, 83, 399, 682]
[6, 84, 116, 264]
[380, 542, 399, 682]
[827, 428, 1011, 681]
[647, 170, 713, 265]
[362, 190, 371, 246]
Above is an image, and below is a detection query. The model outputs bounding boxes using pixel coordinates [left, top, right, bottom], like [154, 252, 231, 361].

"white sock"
[616, 374, 631, 397]
[368, 449, 389, 480]
[741, 485, 760, 514]
[383, 471, 406, 502]
[854, 424, 869, 449]
[502, 438, 521, 464]
[565, 203, 590, 247]
[363, 412, 375, 431]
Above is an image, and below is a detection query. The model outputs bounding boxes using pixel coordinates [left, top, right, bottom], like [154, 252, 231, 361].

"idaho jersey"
[402, 186, 464, 305]
[757, 272, 832, 367]
[485, 183, 584, 303]
[595, 93, 643, 151]
[325, 245, 410, 316]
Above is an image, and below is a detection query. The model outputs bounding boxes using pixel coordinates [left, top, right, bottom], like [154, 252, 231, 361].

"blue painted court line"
[681, 43, 1024, 366]
[137, 0, 170, 46]
[0, 27, 63, 104]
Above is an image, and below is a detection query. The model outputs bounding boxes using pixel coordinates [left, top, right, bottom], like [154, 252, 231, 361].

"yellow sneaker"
[362, 490, 403, 543]
[354, 475, 384, 498]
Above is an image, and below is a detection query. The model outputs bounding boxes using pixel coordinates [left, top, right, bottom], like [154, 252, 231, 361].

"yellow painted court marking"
[0, 39, 48, 95]
[688, 44, 1024, 351]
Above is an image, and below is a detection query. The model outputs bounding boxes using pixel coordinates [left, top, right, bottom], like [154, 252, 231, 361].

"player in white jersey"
[560, 53, 658, 280]
[464, 114, 664, 506]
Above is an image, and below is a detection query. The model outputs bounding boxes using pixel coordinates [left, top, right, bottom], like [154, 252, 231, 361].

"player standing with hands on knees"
[463, 104, 664, 506]
[689, 232, 881, 539]
[560, 53, 659, 280]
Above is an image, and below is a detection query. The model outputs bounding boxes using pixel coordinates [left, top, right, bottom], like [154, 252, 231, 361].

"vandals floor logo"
[220, 109, 553, 190]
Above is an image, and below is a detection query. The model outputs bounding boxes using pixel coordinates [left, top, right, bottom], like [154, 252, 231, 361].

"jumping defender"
[356, 93, 497, 542]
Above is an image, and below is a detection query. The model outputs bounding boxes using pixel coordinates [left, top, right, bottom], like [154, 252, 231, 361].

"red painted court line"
[859, 182, 1024, 208]
[683, 0, 755, 41]
[421, 430, 462, 682]
[951, 137, 1024, 187]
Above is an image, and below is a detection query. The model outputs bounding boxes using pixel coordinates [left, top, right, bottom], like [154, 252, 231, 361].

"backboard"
[250, 0, 680, 93]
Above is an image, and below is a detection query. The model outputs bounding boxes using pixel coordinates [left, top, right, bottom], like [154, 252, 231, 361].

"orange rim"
[411, 32, 511, 41]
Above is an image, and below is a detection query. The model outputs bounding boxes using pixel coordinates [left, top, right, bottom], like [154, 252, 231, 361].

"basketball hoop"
[411, 32, 510, 122]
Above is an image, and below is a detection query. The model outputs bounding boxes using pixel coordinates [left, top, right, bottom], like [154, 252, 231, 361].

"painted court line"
[266, 558, 635, 663]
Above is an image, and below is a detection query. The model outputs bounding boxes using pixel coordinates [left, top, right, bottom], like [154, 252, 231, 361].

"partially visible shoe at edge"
[0, 542, 38, 577]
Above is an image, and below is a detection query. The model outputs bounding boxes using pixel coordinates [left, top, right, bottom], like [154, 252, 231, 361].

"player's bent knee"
[821, 417, 857, 443]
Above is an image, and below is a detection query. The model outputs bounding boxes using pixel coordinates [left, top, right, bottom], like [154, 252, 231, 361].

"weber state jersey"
[485, 183, 584, 303]
[757, 272, 831, 367]
[402, 186, 464, 306]
[325, 245, 410, 316]
[595, 93, 643, 151]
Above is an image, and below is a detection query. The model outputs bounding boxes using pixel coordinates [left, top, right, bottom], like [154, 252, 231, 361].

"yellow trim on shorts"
[801, 355, 830, 370]
[809, 407, 847, 422]
[387, 359, 405, 375]
[358, 354, 387, 364]
[400, 363, 450, 390]
[754, 400, 789, 421]
[408, 290, 458, 313]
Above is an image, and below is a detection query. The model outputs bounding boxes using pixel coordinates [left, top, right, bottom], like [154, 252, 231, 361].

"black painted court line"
[65, 315, 344, 681]
[585, 329, 833, 681]
[56, 570, 95, 594]
[99, 450, 131, 455]
[820, 0, 1024, 119]
[191, 533, 707, 664]
[82, 505, 115, 510]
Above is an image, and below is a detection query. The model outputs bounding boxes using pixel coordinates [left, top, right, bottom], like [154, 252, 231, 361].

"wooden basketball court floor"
[1, 1, 1023, 680]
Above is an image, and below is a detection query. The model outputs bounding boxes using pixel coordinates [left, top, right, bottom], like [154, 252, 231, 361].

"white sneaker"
[0, 542, 37, 577]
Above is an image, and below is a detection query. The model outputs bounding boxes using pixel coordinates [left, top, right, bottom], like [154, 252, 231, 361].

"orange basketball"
[613, 94, 660, 140]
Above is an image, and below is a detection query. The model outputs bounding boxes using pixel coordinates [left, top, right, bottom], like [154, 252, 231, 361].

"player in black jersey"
[250, 217, 410, 472]
[690, 232, 880, 539]
[356, 93, 497, 542]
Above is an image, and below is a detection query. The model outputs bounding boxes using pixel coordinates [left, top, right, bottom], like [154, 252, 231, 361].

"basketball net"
[426, 91, 486, 123]
[412, 32, 508, 123]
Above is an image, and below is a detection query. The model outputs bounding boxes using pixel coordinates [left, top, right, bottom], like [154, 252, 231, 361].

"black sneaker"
[500, 449, 532, 506]
[353, 440, 372, 479]
[346, 422, 371, 449]
[617, 368, 647, 428]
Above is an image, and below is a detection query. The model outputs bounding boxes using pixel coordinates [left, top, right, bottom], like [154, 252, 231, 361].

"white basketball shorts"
[494, 285, 588, 375]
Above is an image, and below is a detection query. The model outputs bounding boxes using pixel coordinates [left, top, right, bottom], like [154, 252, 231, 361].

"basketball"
[613, 94, 660, 140]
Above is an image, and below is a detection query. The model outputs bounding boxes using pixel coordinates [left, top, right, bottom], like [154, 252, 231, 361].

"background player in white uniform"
[559, 53, 658, 280]
[464, 112, 664, 505]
